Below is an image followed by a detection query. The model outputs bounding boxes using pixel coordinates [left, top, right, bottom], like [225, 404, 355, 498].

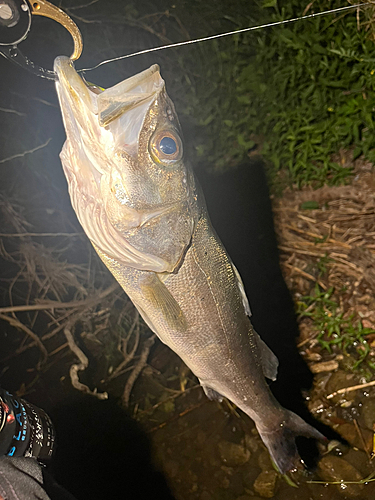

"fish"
[54, 55, 324, 474]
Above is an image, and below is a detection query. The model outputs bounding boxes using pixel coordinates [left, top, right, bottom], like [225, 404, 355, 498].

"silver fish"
[54, 56, 324, 473]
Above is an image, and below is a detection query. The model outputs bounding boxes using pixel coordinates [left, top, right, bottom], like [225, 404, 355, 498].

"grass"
[100, 0, 375, 188]
[297, 284, 375, 376]
[171, 1, 375, 187]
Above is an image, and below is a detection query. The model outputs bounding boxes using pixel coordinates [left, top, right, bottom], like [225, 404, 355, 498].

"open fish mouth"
[54, 56, 164, 158]
[54, 57, 198, 273]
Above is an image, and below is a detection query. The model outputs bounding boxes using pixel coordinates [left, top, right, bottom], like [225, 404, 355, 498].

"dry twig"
[0, 282, 119, 314]
[326, 379, 375, 399]
[0, 313, 48, 364]
[107, 311, 140, 381]
[122, 335, 155, 407]
[64, 327, 108, 400]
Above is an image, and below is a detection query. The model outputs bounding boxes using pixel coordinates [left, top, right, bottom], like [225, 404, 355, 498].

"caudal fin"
[256, 410, 325, 474]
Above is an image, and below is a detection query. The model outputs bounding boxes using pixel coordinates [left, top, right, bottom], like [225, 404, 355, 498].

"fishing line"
[78, 2, 370, 74]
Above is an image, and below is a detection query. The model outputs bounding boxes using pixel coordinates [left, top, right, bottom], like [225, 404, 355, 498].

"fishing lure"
[0, 0, 82, 79]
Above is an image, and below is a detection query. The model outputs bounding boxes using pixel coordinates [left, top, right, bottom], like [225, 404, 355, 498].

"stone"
[196, 429, 207, 447]
[200, 491, 212, 500]
[325, 370, 358, 404]
[253, 470, 278, 498]
[318, 455, 364, 498]
[217, 441, 251, 467]
[221, 476, 230, 489]
[344, 448, 374, 477]
[309, 360, 339, 373]
[229, 471, 245, 497]
[258, 450, 273, 471]
[236, 496, 262, 500]
[359, 396, 375, 431]
[336, 423, 372, 453]
[243, 433, 260, 453]
[243, 467, 261, 489]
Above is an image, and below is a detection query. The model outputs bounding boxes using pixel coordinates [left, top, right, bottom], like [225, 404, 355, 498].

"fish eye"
[150, 129, 183, 165]
[160, 136, 177, 155]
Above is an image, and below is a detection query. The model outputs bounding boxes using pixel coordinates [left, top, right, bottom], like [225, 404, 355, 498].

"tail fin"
[256, 410, 325, 474]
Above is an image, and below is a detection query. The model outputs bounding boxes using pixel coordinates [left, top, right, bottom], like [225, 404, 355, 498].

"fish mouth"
[54, 56, 164, 157]
[54, 57, 175, 222]
[54, 57, 185, 228]
[55, 57, 196, 273]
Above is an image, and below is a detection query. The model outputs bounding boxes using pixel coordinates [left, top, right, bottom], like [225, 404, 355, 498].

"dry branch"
[0, 138, 52, 164]
[0, 233, 82, 237]
[0, 313, 48, 364]
[64, 327, 108, 400]
[122, 335, 155, 407]
[108, 311, 140, 381]
[274, 161, 375, 315]
[326, 379, 375, 399]
[0, 282, 119, 314]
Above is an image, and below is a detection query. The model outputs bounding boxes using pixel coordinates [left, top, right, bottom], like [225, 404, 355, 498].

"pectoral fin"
[139, 273, 187, 332]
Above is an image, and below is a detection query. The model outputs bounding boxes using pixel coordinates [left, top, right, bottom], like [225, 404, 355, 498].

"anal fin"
[254, 330, 278, 382]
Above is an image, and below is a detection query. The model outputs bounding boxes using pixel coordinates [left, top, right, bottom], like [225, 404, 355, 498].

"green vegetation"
[177, 1, 375, 187]
[112, 0, 375, 187]
[297, 284, 375, 376]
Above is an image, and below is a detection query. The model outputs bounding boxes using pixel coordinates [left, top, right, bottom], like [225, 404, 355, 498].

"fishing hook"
[0, 0, 82, 80]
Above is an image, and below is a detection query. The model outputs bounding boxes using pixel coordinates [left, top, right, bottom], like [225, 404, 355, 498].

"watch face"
[0, 0, 31, 46]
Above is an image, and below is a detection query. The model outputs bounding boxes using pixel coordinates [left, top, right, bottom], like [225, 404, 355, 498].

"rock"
[325, 370, 357, 403]
[243, 467, 261, 489]
[243, 434, 260, 453]
[221, 476, 230, 489]
[196, 429, 207, 447]
[253, 470, 278, 498]
[309, 360, 339, 373]
[336, 423, 372, 453]
[359, 397, 375, 431]
[229, 471, 245, 497]
[318, 455, 364, 498]
[258, 450, 273, 471]
[217, 441, 251, 467]
[200, 491, 212, 500]
[344, 448, 374, 477]
[236, 496, 262, 500]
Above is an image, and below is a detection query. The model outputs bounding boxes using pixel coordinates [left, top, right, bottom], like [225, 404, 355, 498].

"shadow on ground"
[46, 395, 176, 500]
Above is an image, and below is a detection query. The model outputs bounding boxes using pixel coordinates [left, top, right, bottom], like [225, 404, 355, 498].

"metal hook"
[29, 0, 82, 61]
[0, 0, 83, 79]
